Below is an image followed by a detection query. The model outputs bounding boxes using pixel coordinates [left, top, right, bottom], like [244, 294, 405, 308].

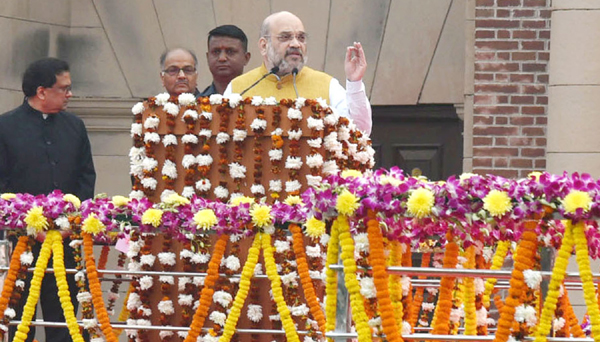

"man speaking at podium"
[224, 11, 372, 135]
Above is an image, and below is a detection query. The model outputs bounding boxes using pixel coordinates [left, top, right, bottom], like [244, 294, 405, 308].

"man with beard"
[159, 48, 201, 97]
[225, 11, 372, 135]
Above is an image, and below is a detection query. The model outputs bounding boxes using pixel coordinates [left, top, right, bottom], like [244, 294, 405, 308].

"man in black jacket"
[0, 57, 96, 342]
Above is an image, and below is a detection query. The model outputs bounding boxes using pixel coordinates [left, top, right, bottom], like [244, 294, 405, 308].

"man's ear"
[244, 52, 251, 65]
[258, 37, 268, 57]
[36, 86, 46, 100]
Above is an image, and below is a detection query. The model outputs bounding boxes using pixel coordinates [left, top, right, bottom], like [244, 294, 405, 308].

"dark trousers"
[9, 238, 81, 342]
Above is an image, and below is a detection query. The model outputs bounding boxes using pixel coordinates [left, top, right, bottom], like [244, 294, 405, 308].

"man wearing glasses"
[0, 57, 96, 342]
[159, 48, 201, 97]
[225, 11, 372, 135]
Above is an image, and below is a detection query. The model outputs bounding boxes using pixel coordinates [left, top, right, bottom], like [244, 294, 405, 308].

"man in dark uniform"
[0, 57, 96, 342]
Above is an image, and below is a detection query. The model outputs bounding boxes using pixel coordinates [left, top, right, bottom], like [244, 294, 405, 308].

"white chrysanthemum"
[553, 317, 566, 332]
[271, 128, 283, 136]
[285, 156, 303, 170]
[196, 178, 211, 192]
[214, 186, 229, 199]
[285, 180, 301, 193]
[155, 92, 170, 106]
[129, 146, 145, 161]
[401, 276, 411, 296]
[198, 129, 212, 138]
[315, 97, 328, 108]
[269, 149, 283, 161]
[516, 304, 538, 327]
[305, 175, 322, 187]
[129, 189, 145, 200]
[523, 269, 543, 290]
[201, 111, 212, 120]
[251, 96, 263, 106]
[126, 292, 142, 310]
[254, 263, 263, 276]
[76, 291, 92, 304]
[288, 129, 302, 140]
[158, 252, 176, 267]
[229, 162, 247, 179]
[143, 116, 160, 129]
[309, 270, 321, 279]
[142, 157, 158, 172]
[338, 125, 351, 141]
[224, 255, 241, 271]
[251, 184, 265, 195]
[177, 331, 187, 339]
[232, 129, 248, 141]
[178, 93, 196, 106]
[281, 271, 298, 287]
[144, 132, 160, 144]
[322, 160, 340, 176]
[203, 334, 219, 342]
[15, 280, 25, 289]
[3, 308, 15, 320]
[163, 102, 179, 116]
[216, 132, 230, 144]
[269, 314, 281, 321]
[359, 276, 376, 299]
[274, 240, 290, 253]
[132, 102, 145, 115]
[196, 154, 213, 167]
[181, 134, 199, 145]
[209, 94, 223, 105]
[140, 254, 156, 267]
[182, 109, 198, 121]
[182, 154, 197, 169]
[295, 97, 306, 108]
[287, 108, 303, 120]
[264, 96, 277, 105]
[227, 93, 243, 107]
[269, 179, 282, 192]
[159, 331, 174, 340]
[305, 154, 324, 169]
[70, 240, 83, 250]
[141, 177, 158, 190]
[474, 278, 485, 295]
[354, 233, 370, 254]
[20, 251, 34, 265]
[209, 311, 227, 326]
[290, 304, 309, 317]
[192, 253, 210, 264]
[450, 307, 464, 323]
[421, 302, 435, 312]
[82, 318, 98, 329]
[307, 138, 322, 148]
[323, 112, 340, 126]
[368, 316, 382, 328]
[307, 117, 324, 130]
[476, 307, 488, 326]
[213, 290, 233, 308]
[139, 275, 154, 290]
[178, 294, 194, 306]
[355, 150, 372, 164]
[54, 216, 70, 230]
[162, 134, 177, 147]
[306, 245, 321, 258]
[250, 118, 267, 131]
[247, 304, 263, 322]
[161, 160, 178, 179]
[137, 318, 152, 325]
[157, 299, 175, 315]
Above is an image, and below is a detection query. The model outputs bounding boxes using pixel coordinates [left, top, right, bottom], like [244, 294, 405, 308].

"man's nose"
[177, 69, 186, 78]
[218, 51, 228, 61]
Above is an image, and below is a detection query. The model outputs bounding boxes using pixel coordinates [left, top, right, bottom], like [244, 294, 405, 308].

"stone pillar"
[547, 1, 600, 176]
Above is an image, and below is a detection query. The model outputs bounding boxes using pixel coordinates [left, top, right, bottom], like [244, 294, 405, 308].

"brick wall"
[472, 0, 550, 178]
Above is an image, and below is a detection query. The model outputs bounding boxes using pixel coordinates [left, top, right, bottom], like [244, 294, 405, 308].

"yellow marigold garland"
[13, 231, 54, 342]
[184, 234, 229, 342]
[50, 231, 85, 342]
[572, 221, 600, 341]
[483, 240, 511, 308]
[367, 212, 402, 342]
[325, 219, 340, 337]
[0, 236, 28, 321]
[262, 232, 301, 342]
[83, 233, 118, 342]
[430, 234, 459, 335]
[219, 233, 261, 342]
[388, 240, 404, 329]
[494, 221, 538, 342]
[337, 215, 372, 342]
[290, 223, 327, 336]
[463, 245, 477, 335]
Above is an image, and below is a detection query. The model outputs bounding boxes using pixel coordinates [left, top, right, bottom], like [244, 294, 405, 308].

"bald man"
[225, 11, 372, 135]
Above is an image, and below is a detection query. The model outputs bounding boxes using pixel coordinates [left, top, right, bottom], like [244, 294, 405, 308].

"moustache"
[285, 48, 303, 57]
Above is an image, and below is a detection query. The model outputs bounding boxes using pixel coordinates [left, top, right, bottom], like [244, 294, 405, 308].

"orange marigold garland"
[184, 233, 229, 342]
[494, 221, 538, 342]
[430, 233, 459, 335]
[290, 223, 327, 336]
[0, 235, 29, 337]
[366, 212, 402, 342]
[408, 252, 431, 329]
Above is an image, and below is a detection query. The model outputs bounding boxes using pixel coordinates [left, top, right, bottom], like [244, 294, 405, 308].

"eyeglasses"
[265, 32, 308, 43]
[47, 85, 72, 94]
[162, 66, 197, 76]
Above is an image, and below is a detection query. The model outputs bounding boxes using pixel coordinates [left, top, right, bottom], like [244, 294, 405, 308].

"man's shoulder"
[232, 66, 266, 82]
[301, 66, 333, 80]
[0, 103, 27, 123]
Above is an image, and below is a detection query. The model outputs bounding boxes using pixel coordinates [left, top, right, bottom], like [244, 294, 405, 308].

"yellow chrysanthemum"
[230, 196, 255, 207]
[111, 195, 130, 207]
[0, 193, 16, 200]
[459, 172, 477, 182]
[336, 189, 360, 216]
[341, 169, 362, 179]
[163, 193, 190, 206]
[379, 175, 402, 186]
[304, 217, 326, 239]
[250, 205, 272, 228]
[482, 189, 512, 217]
[284, 195, 303, 206]
[562, 190, 592, 214]
[406, 187, 435, 218]
[141, 208, 163, 227]
[63, 194, 81, 209]
[81, 214, 106, 235]
[528, 171, 542, 182]
[24, 206, 49, 233]
[193, 209, 218, 230]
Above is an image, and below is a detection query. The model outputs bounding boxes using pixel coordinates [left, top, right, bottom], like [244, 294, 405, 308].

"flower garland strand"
[325, 219, 340, 336]
[493, 221, 538, 342]
[184, 233, 229, 342]
[462, 245, 477, 335]
[12, 232, 55, 342]
[408, 252, 431, 329]
[289, 223, 327, 336]
[50, 231, 85, 342]
[482, 240, 510, 308]
[83, 233, 118, 342]
[219, 232, 261, 342]
[0, 236, 28, 322]
[366, 212, 402, 342]
[430, 233, 459, 335]
[388, 240, 404, 331]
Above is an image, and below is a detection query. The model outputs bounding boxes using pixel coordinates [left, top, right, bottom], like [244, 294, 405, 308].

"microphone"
[292, 68, 299, 98]
[240, 66, 280, 96]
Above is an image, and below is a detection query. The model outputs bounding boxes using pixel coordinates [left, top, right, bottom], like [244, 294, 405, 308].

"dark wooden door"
[370, 105, 463, 181]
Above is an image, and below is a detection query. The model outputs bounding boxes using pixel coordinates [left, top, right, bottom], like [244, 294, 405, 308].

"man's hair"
[159, 48, 198, 69]
[22, 58, 70, 97]
[208, 25, 248, 52]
